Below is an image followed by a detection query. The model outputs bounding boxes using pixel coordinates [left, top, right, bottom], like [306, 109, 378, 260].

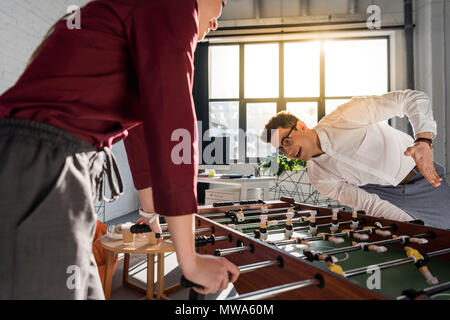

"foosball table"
[182, 197, 450, 300]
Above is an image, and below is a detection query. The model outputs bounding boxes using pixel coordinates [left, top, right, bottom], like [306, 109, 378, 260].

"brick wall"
[0, 0, 138, 221]
[0, 0, 91, 93]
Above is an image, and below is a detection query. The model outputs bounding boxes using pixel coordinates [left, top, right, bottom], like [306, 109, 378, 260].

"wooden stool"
[100, 233, 182, 300]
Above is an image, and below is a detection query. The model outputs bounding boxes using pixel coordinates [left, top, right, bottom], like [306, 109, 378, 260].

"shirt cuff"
[153, 188, 198, 217]
[408, 113, 437, 139]
[132, 171, 152, 190]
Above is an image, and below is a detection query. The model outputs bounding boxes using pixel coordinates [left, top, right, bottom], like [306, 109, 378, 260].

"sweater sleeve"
[123, 124, 152, 190]
[125, 0, 199, 216]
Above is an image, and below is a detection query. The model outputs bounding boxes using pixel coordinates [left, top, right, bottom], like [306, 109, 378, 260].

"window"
[208, 37, 389, 161]
[244, 43, 279, 98]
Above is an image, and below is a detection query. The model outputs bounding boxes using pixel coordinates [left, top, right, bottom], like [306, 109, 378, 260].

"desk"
[100, 234, 180, 300]
[197, 176, 275, 201]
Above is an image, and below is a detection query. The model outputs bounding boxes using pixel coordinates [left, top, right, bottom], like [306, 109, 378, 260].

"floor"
[104, 211, 237, 300]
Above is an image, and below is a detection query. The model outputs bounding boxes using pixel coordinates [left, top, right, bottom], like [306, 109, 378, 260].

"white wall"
[0, 0, 138, 221]
[102, 141, 139, 222]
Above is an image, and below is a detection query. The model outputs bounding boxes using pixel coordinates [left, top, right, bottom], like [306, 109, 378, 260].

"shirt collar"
[313, 126, 331, 155]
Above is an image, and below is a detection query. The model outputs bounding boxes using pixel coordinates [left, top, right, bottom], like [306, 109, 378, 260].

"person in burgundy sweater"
[0, 0, 238, 299]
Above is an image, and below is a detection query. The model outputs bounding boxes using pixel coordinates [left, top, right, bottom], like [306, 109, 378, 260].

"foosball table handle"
[181, 271, 233, 289]
[180, 275, 206, 300]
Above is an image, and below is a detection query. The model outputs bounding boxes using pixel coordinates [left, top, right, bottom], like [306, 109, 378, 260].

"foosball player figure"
[342, 229, 369, 240]
[303, 249, 337, 263]
[284, 210, 294, 240]
[261, 204, 269, 214]
[288, 206, 295, 215]
[350, 209, 359, 229]
[404, 246, 438, 285]
[325, 256, 345, 276]
[318, 233, 344, 244]
[351, 241, 387, 253]
[236, 209, 245, 223]
[330, 208, 340, 233]
[392, 234, 429, 244]
[363, 225, 391, 238]
[308, 210, 318, 237]
[259, 214, 269, 241]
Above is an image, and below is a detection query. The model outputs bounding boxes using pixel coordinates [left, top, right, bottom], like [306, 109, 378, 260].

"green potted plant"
[258, 153, 307, 177]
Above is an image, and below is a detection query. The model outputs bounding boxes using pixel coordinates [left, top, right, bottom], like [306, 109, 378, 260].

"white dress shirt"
[307, 90, 437, 222]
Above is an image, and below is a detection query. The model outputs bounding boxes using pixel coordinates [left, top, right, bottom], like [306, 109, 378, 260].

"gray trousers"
[0, 119, 112, 299]
[360, 162, 450, 230]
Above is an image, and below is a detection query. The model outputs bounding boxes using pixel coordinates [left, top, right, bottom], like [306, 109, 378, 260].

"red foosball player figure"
[284, 210, 294, 240]
[259, 214, 268, 241]
[404, 246, 438, 285]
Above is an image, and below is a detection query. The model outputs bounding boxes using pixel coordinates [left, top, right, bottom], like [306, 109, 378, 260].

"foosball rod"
[215, 227, 407, 257]
[216, 225, 369, 256]
[247, 220, 363, 238]
[201, 206, 297, 218]
[270, 227, 370, 246]
[181, 257, 284, 289]
[226, 274, 324, 300]
[306, 232, 433, 258]
[215, 210, 316, 224]
[231, 214, 333, 229]
[214, 242, 255, 256]
[344, 248, 450, 278]
[396, 281, 450, 300]
[271, 223, 394, 246]
[246, 220, 351, 236]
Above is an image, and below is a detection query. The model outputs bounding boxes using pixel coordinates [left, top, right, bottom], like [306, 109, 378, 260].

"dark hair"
[260, 111, 299, 143]
[28, 13, 72, 66]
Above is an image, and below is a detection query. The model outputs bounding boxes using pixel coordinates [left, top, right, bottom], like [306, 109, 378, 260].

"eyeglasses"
[278, 125, 296, 155]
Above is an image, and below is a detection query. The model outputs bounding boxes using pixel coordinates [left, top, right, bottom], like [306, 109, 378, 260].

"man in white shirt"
[261, 90, 450, 230]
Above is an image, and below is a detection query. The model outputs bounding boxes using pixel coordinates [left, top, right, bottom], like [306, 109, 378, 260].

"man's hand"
[183, 254, 240, 295]
[136, 216, 163, 234]
[166, 214, 240, 295]
[404, 142, 442, 187]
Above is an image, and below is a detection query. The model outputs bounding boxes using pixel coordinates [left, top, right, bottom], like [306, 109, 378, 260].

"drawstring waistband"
[97, 146, 124, 203]
[0, 118, 124, 203]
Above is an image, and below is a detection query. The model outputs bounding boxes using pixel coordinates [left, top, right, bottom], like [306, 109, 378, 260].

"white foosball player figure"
[236, 209, 245, 223]
[308, 210, 318, 237]
[261, 204, 269, 214]
[351, 209, 359, 229]
[259, 214, 268, 241]
[330, 208, 340, 233]
[284, 210, 294, 240]
[351, 241, 387, 253]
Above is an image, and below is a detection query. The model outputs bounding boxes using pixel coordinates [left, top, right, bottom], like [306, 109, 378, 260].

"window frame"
[208, 35, 391, 163]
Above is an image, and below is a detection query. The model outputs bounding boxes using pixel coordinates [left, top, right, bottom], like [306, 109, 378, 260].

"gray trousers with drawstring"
[360, 162, 450, 230]
[0, 118, 122, 299]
